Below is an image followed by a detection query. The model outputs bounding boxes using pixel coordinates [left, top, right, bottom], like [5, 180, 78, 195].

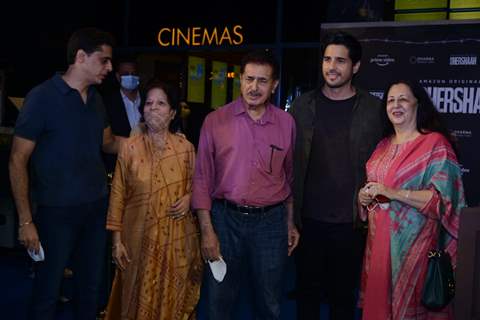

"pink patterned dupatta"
[359, 132, 465, 320]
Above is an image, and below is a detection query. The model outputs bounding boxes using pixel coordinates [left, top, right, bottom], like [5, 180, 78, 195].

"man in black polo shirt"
[9, 28, 123, 320]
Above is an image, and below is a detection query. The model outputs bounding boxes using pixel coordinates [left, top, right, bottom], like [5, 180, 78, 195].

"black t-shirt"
[15, 74, 109, 206]
[302, 91, 356, 223]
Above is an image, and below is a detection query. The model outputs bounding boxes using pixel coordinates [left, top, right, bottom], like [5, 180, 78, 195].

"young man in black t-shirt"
[290, 31, 383, 320]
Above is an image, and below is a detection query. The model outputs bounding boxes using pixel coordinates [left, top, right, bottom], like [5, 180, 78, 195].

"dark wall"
[0, 0, 387, 102]
[0, 0, 121, 96]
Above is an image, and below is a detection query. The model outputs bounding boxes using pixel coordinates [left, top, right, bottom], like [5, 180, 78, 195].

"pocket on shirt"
[257, 142, 287, 177]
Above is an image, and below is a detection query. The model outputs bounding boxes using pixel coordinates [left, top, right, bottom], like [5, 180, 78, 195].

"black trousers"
[294, 218, 365, 320]
[30, 197, 108, 320]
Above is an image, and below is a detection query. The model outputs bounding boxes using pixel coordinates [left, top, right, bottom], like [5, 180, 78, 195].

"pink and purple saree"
[359, 132, 465, 320]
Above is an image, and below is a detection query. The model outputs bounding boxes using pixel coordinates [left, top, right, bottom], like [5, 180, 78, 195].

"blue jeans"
[30, 197, 108, 320]
[204, 200, 288, 320]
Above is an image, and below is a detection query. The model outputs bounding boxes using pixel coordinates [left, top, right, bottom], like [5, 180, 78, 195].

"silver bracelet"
[19, 220, 33, 228]
[405, 190, 411, 199]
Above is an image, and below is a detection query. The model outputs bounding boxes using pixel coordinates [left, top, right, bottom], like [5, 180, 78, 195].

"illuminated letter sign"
[157, 28, 171, 46]
[157, 26, 244, 47]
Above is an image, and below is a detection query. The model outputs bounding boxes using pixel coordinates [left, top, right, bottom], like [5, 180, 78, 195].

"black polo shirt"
[15, 74, 109, 206]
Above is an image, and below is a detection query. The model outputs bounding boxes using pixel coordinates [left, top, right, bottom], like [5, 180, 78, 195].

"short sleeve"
[14, 89, 46, 142]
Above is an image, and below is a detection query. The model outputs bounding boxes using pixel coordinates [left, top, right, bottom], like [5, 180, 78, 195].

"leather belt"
[218, 199, 283, 215]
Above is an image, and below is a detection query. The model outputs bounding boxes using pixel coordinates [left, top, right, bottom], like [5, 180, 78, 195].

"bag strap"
[436, 221, 446, 252]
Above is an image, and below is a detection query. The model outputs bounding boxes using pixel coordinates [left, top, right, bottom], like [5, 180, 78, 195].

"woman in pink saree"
[357, 80, 465, 320]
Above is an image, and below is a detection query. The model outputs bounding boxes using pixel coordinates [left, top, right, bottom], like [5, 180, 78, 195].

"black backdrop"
[322, 20, 480, 206]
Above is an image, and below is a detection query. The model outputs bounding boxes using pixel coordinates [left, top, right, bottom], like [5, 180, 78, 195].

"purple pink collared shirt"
[192, 97, 295, 210]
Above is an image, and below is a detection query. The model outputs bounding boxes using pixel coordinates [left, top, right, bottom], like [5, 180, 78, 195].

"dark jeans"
[204, 200, 288, 320]
[295, 219, 365, 320]
[30, 197, 108, 320]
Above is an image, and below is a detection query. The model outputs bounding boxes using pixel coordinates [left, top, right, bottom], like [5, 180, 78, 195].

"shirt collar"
[232, 96, 276, 124]
[120, 89, 141, 106]
[52, 73, 95, 98]
[52, 73, 71, 95]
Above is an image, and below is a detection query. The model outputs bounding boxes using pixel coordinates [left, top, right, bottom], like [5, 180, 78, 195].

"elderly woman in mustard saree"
[105, 81, 202, 320]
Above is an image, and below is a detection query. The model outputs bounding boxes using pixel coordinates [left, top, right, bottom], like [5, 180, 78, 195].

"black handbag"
[421, 227, 455, 310]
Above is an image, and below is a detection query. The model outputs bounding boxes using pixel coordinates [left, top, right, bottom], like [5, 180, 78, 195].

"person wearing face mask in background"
[102, 55, 143, 178]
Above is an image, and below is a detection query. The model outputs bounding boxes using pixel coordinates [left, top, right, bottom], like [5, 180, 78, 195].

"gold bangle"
[19, 220, 33, 228]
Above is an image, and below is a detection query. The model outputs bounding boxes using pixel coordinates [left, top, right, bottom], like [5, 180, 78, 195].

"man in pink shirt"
[192, 50, 300, 319]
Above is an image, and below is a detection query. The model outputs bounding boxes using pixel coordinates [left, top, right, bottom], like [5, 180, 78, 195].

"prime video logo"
[449, 55, 477, 66]
[369, 54, 395, 67]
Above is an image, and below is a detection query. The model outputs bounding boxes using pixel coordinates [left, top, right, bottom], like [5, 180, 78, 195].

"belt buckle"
[239, 205, 252, 215]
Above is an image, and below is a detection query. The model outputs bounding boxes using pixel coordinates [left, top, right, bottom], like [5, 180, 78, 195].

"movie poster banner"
[187, 56, 206, 103]
[321, 20, 480, 206]
[211, 61, 228, 109]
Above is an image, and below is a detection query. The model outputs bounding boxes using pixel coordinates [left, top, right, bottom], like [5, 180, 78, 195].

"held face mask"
[208, 257, 227, 282]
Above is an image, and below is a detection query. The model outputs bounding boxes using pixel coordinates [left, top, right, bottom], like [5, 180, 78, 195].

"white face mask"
[120, 75, 140, 91]
[208, 257, 227, 282]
